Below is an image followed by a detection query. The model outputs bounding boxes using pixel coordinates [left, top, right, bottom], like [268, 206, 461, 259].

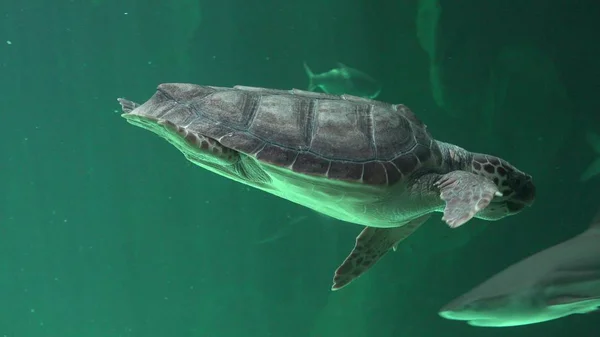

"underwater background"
[1, 0, 599, 336]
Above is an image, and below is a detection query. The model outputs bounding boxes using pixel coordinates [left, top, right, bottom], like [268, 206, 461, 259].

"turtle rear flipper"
[156, 119, 240, 166]
[331, 214, 430, 291]
[435, 171, 502, 228]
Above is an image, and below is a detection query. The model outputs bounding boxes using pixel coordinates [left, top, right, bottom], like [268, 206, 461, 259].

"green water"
[1, 0, 598, 336]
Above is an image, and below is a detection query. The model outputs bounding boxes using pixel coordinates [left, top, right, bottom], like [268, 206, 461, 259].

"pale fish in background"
[254, 211, 335, 245]
[580, 132, 600, 182]
[303, 62, 382, 99]
[254, 215, 309, 245]
[439, 209, 600, 327]
[416, 0, 445, 109]
[416, 0, 441, 58]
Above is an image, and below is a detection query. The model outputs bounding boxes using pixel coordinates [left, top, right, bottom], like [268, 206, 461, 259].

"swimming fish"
[254, 215, 309, 245]
[438, 209, 600, 327]
[303, 62, 382, 99]
[416, 0, 441, 59]
[580, 132, 600, 182]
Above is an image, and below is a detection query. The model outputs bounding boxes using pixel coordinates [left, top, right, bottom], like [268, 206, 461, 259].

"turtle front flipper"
[435, 171, 502, 228]
[331, 214, 430, 291]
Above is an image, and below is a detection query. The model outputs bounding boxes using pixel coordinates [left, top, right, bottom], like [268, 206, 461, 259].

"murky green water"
[1, 0, 598, 336]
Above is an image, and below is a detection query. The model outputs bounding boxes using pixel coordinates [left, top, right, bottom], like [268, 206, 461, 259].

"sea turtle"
[118, 83, 536, 290]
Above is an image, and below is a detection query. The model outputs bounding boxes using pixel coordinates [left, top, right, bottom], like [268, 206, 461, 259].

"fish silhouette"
[439, 209, 600, 327]
[303, 62, 381, 99]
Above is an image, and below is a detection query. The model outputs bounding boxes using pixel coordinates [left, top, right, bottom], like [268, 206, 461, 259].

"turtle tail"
[303, 61, 317, 91]
[117, 98, 139, 113]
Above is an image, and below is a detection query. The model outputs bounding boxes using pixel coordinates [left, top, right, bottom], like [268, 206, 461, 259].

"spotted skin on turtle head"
[470, 154, 535, 206]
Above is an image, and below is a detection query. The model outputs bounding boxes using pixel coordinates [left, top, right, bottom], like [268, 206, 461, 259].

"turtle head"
[470, 154, 536, 220]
